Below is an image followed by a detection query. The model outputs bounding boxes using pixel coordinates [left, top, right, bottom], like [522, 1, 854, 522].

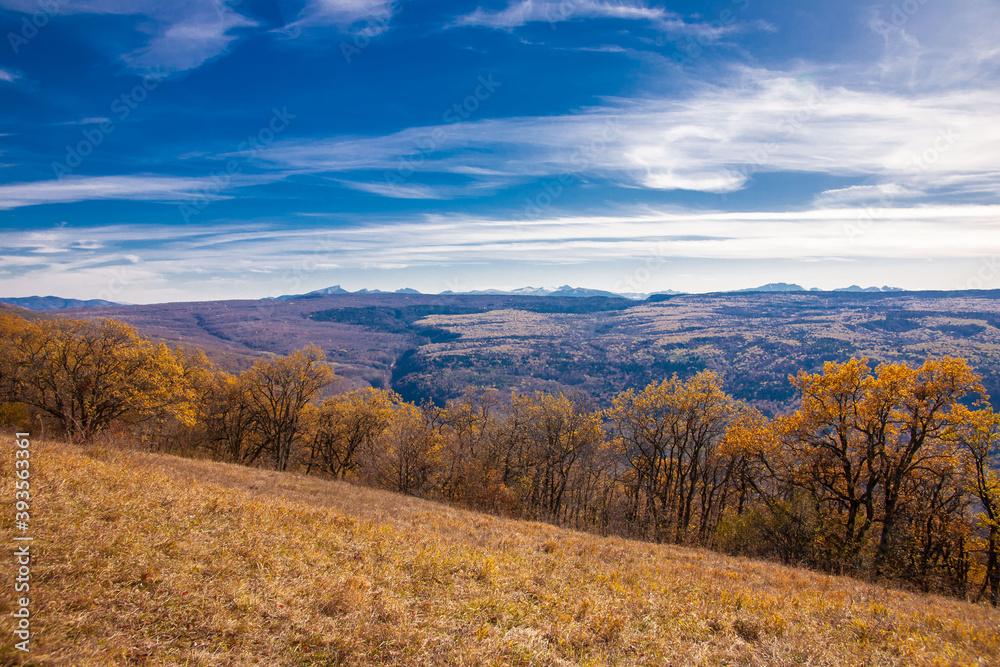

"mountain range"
[0, 284, 907, 311]
[739, 283, 905, 293]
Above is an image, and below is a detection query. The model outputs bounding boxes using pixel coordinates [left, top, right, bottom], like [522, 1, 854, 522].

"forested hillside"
[2, 309, 999, 605]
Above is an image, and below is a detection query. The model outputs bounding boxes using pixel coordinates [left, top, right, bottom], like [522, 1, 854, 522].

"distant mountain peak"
[443, 285, 637, 299]
[270, 285, 664, 300]
[267, 285, 425, 300]
[308, 285, 349, 295]
[833, 285, 904, 293]
[267, 285, 347, 300]
[738, 283, 806, 293]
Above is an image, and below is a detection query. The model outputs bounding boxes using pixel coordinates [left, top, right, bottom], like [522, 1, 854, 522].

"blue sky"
[1, 0, 999, 303]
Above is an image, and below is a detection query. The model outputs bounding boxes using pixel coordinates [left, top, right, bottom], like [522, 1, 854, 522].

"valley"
[59, 290, 1000, 413]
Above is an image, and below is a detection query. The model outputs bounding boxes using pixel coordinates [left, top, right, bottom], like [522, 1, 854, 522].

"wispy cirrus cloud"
[0, 0, 256, 72]
[254, 67, 1000, 197]
[813, 184, 924, 206]
[277, 0, 399, 36]
[0, 175, 227, 210]
[867, 0, 1000, 90]
[454, 0, 668, 29]
[451, 0, 766, 41]
[337, 180, 463, 200]
[5, 204, 1000, 297]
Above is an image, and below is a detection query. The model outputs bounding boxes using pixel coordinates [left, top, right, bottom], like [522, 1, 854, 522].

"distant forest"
[43, 290, 1000, 419]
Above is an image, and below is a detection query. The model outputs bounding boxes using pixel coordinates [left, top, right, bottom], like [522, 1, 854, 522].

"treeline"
[1, 312, 998, 605]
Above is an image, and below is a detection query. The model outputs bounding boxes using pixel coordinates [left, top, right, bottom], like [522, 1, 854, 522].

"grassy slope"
[3, 439, 998, 666]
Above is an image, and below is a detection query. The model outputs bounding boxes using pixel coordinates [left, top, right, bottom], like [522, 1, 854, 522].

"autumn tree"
[501, 392, 604, 523]
[953, 406, 1000, 605]
[307, 387, 398, 478]
[607, 371, 735, 543]
[718, 404, 780, 517]
[780, 356, 985, 579]
[873, 357, 984, 575]
[361, 401, 442, 494]
[191, 363, 263, 464]
[0, 313, 193, 441]
[240, 345, 334, 471]
[438, 388, 507, 510]
[714, 406, 807, 559]
[780, 358, 888, 566]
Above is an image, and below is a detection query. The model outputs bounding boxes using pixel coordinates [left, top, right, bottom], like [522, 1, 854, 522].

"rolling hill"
[0, 296, 121, 310]
[5, 437, 997, 665]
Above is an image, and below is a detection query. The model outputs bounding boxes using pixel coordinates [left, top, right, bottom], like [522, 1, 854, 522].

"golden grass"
[3, 437, 999, 666]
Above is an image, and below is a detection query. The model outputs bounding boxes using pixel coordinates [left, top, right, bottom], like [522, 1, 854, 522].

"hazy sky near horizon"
[1, 0, 999, 303]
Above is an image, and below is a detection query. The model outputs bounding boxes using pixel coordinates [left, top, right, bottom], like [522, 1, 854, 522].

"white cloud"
[338, 180, 456, 199]
[451, 0, 764, 45]
[256, 68, 1000, 197]
[124, 3, 257, 72]
[277, 0, 398, 37]
[0, 175, 224, 210]
[813, 184, 924, 206]
[69, 239, 104, 250]
[6, 203, 999, 272]
[0, 0, 256, 72]
[868, 0, 1000, 91]
[0, 67, 21, 83]
[5, 202, 998, 300]
[454, 0, 669, 29]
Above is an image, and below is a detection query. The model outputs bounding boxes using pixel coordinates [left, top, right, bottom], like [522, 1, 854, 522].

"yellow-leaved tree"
[952, 406, 1000, 606]
[503, 391, 605, 524]
[362, 401, 443, 494]
[606, 371, 735, 543]
[0, 313, 194, 441]
[780, 356, 984, 579]
[306, 387, 398, 478]
[239, 345, 335, 471]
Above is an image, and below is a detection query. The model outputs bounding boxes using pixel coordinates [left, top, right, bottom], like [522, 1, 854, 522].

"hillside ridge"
[8, 437, 998, 665]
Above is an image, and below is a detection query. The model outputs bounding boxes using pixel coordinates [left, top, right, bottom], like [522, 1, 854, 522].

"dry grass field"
[3, 436, 999, 666]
